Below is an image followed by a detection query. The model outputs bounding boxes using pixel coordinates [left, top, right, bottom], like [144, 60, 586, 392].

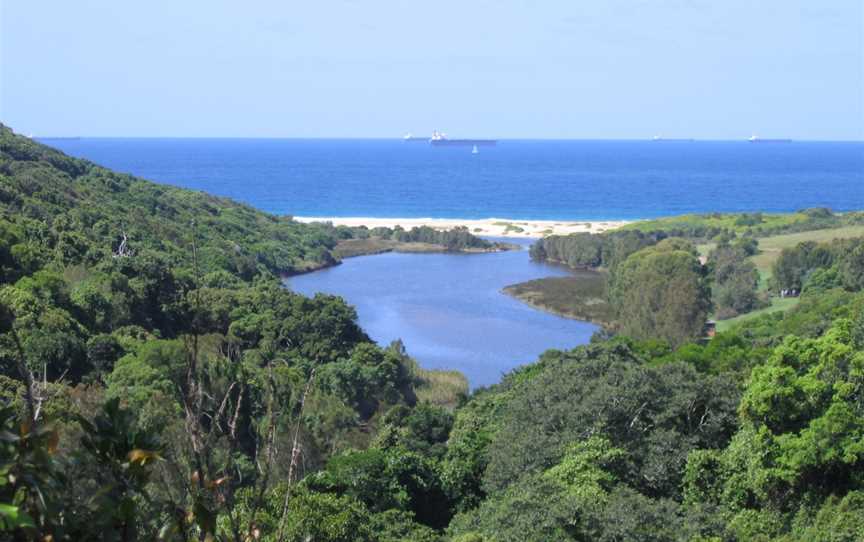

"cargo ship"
[651, 136, 695, 142]
[402, 133, 428, 142]
[748, 135, 792, 143]
[429, 131, 497, 147]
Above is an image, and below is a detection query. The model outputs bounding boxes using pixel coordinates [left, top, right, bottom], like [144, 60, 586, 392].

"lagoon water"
[285, 240, 596, 388]
[44, 138, 863, 386]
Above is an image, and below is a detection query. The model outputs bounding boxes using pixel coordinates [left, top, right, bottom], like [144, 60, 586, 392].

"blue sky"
[1, 1, 862, 139]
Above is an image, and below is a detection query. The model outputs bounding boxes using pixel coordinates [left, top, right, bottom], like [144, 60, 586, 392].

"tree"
[306, 446, 452, 529]
[482, 342, 739, 499]
[709, 244, 764, 319]
[839, 242, 864, 291]
[275, 489, 374, 542]
[610, 239, 711, 346]
[682, 318, 864, 539]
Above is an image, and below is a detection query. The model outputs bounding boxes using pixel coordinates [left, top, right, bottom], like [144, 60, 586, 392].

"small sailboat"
[471, 145, 479, 154]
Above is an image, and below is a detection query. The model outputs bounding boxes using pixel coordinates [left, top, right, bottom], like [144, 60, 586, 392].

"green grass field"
[749, 225, 864, 272]
[715, 296, 800, 332]
[620, 211, 854, 235]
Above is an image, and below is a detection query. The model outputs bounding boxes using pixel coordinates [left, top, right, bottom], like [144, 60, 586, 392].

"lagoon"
[285, 239, 597, 388]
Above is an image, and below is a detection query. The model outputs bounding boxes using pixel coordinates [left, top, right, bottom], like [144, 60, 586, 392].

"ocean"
[43, 138, 863, 220]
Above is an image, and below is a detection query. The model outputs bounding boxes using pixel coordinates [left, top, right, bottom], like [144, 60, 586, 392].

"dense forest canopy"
[1, 126, 863, 541]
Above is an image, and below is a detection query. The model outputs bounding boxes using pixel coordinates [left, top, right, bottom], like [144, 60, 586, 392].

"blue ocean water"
[44, 138, 863, 219]
[286, 239, 596, 388]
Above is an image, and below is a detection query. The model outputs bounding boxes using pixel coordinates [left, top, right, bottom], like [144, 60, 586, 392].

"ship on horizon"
[651, 135, 695, 142]
[429, 130, 497, 147]
[402, 133, 428, 142]
[748, 135, 792, 143]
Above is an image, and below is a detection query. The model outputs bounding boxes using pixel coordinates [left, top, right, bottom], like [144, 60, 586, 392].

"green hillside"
[0, 123, 342, 279]
[619, 209, 864, 238]
[0, 126, 466, 539]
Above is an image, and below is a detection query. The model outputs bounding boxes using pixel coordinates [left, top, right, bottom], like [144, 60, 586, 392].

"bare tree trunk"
[275, 368, 316, 542]
[9, 326, 38, 425]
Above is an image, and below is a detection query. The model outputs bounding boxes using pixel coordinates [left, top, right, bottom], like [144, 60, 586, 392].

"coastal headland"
[295, 216, 631, 238]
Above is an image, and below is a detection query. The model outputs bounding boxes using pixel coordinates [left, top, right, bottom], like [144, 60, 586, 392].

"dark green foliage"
[306, 447, 452, 529]
[651, 330, 771, 377]
[0, 398, 163, 541]
[75, 398, 162, 540]
[85, 334, 125, 376]
[794, 491, 864, 541]
[732, 236, 759, 256]
[445, 344, 737, 541]
[0, 123, 341, 279]
[839, 241, 864, 291]
[610, 239, 711, 346]
[447, 306, 864, 541]
[318, 342, 412, 419]
[0, 406, 63, 537]
[390, 225, 495, 250]
[367, 509, 442, 542]
[326, 223, 500, 253]
[805, 266, 844, 293]
[772, 237, 864, 292]
[532, 235, 713, 344]
[709, 243, 766, 318]
[735, 212, 764, 227]
[482, 342, 739, 498]
[276, 489, 375, 542]
[440, 390, 505, 511]
[530, 230, 663, 270]
[590, 487, 685, 542]
[377, 402, 454, 459]
[447, 474, 586, 542]
[681, 318, 864, 540]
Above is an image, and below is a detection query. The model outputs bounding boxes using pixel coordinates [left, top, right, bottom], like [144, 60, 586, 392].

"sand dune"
[294, 216, 632, 238]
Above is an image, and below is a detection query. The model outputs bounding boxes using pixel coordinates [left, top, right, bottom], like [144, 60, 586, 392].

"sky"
[1, 0, 862, 140]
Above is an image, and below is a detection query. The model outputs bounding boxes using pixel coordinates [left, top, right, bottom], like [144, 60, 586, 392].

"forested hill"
[0, 123, 340, 278]
[0, 125, 468, 540]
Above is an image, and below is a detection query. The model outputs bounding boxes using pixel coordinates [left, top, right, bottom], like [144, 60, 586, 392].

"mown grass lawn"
[716, 296, 800, 332]
[750, 225, 864, 272]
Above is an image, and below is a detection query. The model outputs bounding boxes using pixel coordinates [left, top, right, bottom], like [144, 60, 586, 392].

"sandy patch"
[293, 216, 632, 238]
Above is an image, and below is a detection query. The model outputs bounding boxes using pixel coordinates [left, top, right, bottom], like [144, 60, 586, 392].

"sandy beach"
[294, 216, 632, 238]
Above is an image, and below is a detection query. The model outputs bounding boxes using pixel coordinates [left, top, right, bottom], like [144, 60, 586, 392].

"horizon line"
[29, 135, 864, 143]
